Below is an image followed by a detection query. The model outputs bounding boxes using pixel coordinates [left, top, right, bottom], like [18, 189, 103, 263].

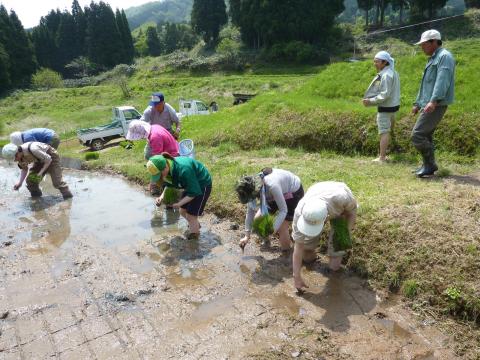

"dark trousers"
[411, 106, 447, 155]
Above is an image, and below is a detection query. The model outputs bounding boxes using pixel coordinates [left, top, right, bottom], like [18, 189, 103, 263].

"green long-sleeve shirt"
[415, 47, 455, 108]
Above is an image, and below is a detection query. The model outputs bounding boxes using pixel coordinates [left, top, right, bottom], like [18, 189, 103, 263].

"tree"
[191, 0, 228, 45]
[358, 0, 375, 27]
[145, 26, 162, 56]
[409, 0, 447, 20]
[392, 0, 409, 24]
[57, 11, 78, 75]
[120, 10, 135, 63]
[0, 42, 11, 93]
[465, 0, 480, 8]
[85, 1, 124, 69]
[0, 7, 36, 87]
[72, 0, 86, 55]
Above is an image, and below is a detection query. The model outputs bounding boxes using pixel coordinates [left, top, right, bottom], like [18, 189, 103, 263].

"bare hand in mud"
[155, 196, 163, 207]
[170, 203, 180, 209]
[239, 236, 249, 252]
[294, 277, 308, 294]
[13, 183, 21, 191]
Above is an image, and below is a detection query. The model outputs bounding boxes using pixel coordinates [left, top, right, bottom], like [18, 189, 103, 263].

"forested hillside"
[125, 0, 193, 30]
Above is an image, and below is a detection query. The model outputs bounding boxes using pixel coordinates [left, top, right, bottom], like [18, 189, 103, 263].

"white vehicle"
[177, 99, 214, 118]
[77, 106, 141, 151]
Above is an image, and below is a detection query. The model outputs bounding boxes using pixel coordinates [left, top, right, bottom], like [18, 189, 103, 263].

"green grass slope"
[185, 38, 480, 157]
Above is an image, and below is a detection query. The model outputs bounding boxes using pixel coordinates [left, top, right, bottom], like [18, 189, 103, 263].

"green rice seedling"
[27, 172, 42, 184]
[402, 279, 419, 298]
[252, 214, 274, 238]
[84, 152, 100, 161]
[119, 140, 133, 149]
[331, 217, 352, 252]
[163, 187, 179, 205]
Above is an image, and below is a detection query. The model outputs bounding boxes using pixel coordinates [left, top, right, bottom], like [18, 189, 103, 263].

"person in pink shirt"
[126, 120, 179, 160]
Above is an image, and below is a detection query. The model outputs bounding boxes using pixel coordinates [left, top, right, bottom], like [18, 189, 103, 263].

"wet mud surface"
[0, 161, 459, 359]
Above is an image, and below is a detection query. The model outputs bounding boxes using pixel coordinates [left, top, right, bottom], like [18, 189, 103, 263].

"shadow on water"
[300, 272, 376, 332]
[158, 230, 222, 267]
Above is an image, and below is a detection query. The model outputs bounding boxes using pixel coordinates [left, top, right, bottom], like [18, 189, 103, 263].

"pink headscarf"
[126, 120, 151, 140]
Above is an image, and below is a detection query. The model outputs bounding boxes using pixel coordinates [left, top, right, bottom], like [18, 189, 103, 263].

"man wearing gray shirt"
[140, 92, 181, 138]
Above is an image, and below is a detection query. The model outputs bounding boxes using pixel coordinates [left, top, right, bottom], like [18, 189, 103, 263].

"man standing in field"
[140, 92, 181, 139]
[411, 30, 455, 177]
[363, 51, 400, 163]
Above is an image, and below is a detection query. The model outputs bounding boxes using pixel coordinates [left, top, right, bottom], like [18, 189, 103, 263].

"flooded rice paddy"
[0, 161, 458, 359]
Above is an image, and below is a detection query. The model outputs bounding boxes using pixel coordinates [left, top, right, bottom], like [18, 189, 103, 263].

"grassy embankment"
[0, 15, 479, 357]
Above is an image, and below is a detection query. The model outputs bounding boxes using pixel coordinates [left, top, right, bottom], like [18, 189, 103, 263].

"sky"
[0, 0, 155, 28]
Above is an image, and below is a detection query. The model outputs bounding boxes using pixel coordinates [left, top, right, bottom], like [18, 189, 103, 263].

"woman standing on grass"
[147, 153, 212, 239]
[235, 168, 304, 251]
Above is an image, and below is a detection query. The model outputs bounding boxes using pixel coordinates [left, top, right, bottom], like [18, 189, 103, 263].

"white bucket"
[178, 139, 195, 159]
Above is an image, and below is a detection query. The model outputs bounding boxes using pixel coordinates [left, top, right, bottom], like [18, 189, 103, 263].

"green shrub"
[85, 152, 100, 161]
[31, 68, 63, 90]
[0, 139, 9, 148]
[119, 141, 133, 149]
[252, 215, 274, 238]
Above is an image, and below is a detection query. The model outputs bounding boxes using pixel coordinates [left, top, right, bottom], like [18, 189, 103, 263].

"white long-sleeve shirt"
[245, 169, 301, 232]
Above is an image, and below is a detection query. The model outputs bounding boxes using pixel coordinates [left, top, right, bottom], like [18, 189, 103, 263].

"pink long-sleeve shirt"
[148, 124, 179, 157]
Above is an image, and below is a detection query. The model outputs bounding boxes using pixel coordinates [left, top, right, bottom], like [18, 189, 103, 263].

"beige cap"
[415, 29, 441, 45]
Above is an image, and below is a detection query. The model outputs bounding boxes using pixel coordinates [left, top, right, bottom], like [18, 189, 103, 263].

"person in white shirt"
[363, 51, 401, 163]
[292, 181, 357, 292]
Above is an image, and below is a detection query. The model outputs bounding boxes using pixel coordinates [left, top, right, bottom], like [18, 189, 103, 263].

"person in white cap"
[411, 29, 455, 177]
[292, 181, 357, 292]
[1, 142, 73, 199]
[363, 51, 401, 162]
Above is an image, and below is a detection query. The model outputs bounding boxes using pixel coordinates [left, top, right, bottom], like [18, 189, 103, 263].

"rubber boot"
[30, 189, 43, 198]
[416, 150, 438, 177]
[60, 187, 73, 199]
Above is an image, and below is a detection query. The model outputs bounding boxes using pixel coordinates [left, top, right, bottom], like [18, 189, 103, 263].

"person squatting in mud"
[1, 142, 73, 199]
[147, 153, 212, 239]
[235, 168, 304, 252]
[291, 181, 357, 292]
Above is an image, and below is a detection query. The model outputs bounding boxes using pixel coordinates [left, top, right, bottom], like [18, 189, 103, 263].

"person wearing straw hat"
[10, 128, 60, 149]
[146, 154, 212, 239]
[291, 181, 357, 292]
[411, 29, 455, 177]
[126, 120, 179, 160]
[140, 92, 181, 139]
[363, 51, 400, 163]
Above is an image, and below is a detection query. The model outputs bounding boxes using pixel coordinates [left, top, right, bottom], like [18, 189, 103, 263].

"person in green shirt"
[147, 153, 212, 239]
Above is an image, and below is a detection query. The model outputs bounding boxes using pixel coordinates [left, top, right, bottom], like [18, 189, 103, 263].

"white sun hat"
[297, 200, 328, 237]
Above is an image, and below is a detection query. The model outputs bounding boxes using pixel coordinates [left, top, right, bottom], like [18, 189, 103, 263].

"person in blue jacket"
[10, 128, 60, 149]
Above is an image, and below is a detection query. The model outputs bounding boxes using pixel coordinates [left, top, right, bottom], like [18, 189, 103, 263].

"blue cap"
[149, 92, 164, 106]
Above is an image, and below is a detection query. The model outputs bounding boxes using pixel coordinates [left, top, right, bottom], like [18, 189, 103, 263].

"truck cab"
[77, 106, 141, 151]
[178, 99, 211, 118]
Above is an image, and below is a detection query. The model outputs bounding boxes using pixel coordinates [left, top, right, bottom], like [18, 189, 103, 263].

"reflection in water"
[28, 198, 72, 254]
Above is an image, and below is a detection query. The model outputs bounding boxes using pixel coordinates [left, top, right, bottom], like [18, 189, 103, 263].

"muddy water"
[0, 161, 459, 359]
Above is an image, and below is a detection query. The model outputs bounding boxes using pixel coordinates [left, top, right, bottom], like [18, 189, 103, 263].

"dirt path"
[0, 163, 459, 359]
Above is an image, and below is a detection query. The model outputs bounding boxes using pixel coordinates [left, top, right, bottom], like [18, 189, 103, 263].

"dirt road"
[0, 163, 458, 359]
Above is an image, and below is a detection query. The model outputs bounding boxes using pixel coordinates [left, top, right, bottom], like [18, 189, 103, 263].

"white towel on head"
[375, 51, 395, 71]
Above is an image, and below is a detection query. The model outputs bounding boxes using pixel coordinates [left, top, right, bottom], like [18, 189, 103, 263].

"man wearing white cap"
[363, 51, 401, 162]
[292, 181, 357, 292]
[412, 29, 455, 177]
